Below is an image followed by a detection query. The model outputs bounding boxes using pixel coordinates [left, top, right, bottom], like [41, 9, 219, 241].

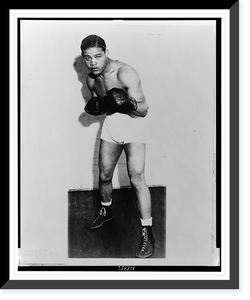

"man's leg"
[99, 139, 124, 203]
[89, 139, 123, 229]
[124, 143, 151, 219]
[124, 143, 154, 258]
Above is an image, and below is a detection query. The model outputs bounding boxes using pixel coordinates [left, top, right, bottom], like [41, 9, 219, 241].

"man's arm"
[118, 67, 149, 118]
[86, 74, 97, 97]
[84, 74, 107, 115]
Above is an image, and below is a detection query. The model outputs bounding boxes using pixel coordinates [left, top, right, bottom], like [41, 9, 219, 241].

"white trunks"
[100, 113, 149, 145]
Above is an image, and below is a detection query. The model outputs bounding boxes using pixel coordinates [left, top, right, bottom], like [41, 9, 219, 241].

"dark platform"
[68, 186, 166, 258]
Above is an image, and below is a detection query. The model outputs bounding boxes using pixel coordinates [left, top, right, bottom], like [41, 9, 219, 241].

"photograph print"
[18, 18, 219, 269]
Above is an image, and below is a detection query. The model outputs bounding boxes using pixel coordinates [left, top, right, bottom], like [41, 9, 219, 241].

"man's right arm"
[86, 74, 97, 97]
[84, 75, 107, 115]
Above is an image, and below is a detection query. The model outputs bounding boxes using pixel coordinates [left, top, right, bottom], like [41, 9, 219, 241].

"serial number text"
[118, 266, 135, 271]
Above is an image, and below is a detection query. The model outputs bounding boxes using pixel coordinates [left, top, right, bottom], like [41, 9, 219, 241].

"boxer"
[80, 34, 154, 258]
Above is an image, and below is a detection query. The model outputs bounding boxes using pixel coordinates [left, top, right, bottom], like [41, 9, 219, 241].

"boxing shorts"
[100, 113, 149, 145]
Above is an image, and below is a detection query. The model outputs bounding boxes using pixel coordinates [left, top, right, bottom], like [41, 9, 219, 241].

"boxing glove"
[106, 88, 138, 115]
[84, 96, 107, 116]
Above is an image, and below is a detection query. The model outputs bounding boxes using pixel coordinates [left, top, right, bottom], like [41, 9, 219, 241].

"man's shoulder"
[117, 63, 139, 80]
[117, 63, 140, 85]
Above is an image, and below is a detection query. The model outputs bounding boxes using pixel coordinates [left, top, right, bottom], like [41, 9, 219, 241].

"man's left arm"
[118, 67, 149, 118]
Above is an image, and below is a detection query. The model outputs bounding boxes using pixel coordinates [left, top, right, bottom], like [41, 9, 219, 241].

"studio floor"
[68, 186, 166, 259]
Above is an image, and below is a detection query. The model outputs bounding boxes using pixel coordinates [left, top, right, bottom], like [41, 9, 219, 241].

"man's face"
[82, 47, 108, 76]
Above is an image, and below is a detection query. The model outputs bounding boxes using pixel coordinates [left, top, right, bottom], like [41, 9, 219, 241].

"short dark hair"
[80, 34, 106, 54]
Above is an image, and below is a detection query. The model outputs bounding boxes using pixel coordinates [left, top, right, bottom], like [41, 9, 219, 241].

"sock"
[140, 217, 153, 227]
[101, 199, 112, 207]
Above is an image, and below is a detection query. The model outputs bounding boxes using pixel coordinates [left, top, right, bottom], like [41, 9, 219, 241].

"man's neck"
[100, 58, 112, 77]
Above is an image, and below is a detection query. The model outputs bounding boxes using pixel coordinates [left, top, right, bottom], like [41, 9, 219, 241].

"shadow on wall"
[73, 55, 130, 189]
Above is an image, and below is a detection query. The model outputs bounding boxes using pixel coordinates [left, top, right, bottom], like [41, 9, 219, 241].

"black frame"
[1, 1, 240, 291]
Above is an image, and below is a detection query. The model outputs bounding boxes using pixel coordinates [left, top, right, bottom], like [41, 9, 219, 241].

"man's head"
[80, 34, 109, 75]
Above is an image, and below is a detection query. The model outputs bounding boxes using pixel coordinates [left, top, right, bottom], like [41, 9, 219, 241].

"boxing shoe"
[88, 206, 113, 229]
[135, 226, 155, 258]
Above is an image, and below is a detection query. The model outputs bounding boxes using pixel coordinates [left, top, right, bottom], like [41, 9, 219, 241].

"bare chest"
[93, 72, 125, 97]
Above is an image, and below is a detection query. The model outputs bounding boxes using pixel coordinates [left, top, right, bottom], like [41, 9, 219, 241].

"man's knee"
[129, 172, 145, 189]
[99, 169, 113, 184]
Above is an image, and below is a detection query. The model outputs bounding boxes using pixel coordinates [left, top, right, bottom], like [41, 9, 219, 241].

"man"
[80, 34, 154, 258]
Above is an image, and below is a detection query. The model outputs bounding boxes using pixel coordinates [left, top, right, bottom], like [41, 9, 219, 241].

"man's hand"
[84, 96, 107, 116]
[106, 88, 138, 115]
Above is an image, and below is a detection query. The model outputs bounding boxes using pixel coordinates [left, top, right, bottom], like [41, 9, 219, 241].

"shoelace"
[141, 228, 149, 252]
[93, 207, 106, 224]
